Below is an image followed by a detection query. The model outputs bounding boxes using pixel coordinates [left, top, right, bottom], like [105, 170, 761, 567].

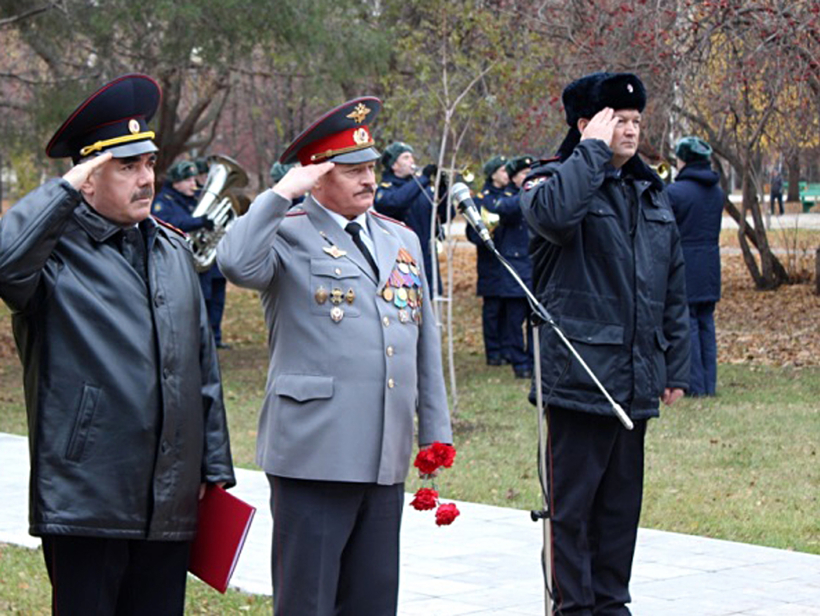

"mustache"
[355, 187, 375, 197]
[131, 187, 154, 202]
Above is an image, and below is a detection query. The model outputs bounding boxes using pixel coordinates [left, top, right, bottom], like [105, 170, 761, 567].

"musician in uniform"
[469, 155, 509, 366]
[152, 161, 230, 348]
[520, 72, 689, 614]
[373, 141, 449, 290]
[0, 74, 235, 615]
[483, 155, 535, 379]
[217, 97, 452, 616]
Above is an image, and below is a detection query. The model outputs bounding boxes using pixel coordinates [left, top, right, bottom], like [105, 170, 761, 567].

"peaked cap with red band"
[46, 74, 161, 163]
[279, 96, 381, 166]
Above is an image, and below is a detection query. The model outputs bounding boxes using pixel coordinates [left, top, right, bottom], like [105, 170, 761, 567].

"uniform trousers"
[482, 296, 506, 363]
[41, 534, 190, 616]
[501, 297, 533, 372]
[547, 406, 647, 616]
[199, 268, 227, 345]
[268, 475, 404, 616]
[688, 301, 717, 396]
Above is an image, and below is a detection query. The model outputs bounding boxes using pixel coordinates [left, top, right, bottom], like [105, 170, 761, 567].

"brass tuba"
[652, 161, 672, 182]
[189, 155, 249, 272]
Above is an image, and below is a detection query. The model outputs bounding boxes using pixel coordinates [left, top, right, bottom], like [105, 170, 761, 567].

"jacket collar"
[73, 201, 159, 243]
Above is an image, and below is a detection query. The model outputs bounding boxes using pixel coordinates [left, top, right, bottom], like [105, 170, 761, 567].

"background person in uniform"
[469, 155, 509, 366]
[269, 160, 303, 206]
[485, 154, 535, 379]
[667, 136, 724, 397]
[0, 74, 235, 616]
[217, 97, 452, 616]
[152, 160, 230, 348]
[374, 141, 449, 290]
[520, 72, 689, 615]
[194, 156, 210, 188]
[770, 169, 784, 215]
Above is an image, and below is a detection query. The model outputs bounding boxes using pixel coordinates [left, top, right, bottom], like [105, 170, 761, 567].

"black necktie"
[122, 226, 148, 285]
[345, 222, 378, 277]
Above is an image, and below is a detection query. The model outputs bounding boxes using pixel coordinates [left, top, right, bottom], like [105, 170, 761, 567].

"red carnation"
[410, 487, 439, 511]
[435, 503, 460, 526]
[430, 442, 456, 468]
[414, 447, 440, 475]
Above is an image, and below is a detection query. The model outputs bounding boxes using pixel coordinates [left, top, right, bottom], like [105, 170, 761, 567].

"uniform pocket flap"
[310, 259, 361, 279]
[560, 317, 624, 345]
[642, 207, 673, 223]
[655, 328, 670, 351]
[274, 374, 334, 402]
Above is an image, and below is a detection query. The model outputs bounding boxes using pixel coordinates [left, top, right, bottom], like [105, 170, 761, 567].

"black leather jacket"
[0, 179, 234, 540]
[521, 140, 689, 419]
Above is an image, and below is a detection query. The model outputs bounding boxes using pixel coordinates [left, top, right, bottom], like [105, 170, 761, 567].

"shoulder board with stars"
[523, 176, 548, 191]
[371, 211, 408, 228]
[380, 181, 392, 188]
[152, 216, 186, 237]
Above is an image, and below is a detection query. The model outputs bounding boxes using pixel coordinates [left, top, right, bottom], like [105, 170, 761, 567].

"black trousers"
[268, 475, 404, 616]
[547, 407, 647, 616]
[41, 535, 190, 616]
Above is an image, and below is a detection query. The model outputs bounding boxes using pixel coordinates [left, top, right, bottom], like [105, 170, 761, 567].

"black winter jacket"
[666, 161, 724, 304]
[520, 140, 690, 419]
[0, 179, 235, 540]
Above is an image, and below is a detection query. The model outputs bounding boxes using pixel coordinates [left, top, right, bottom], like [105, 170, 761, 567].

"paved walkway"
[2, 432, 820, 615]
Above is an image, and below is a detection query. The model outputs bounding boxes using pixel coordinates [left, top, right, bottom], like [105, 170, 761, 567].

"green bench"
[800, 184, 820, 213]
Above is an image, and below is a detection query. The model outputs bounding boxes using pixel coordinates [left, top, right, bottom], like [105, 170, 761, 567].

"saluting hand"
[62, 152, 113, 189]
[580, 107, 618, 148]
[273, 161, 335, 201]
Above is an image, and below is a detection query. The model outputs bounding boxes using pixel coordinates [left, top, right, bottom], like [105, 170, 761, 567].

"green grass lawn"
[1, 284, 818, 612]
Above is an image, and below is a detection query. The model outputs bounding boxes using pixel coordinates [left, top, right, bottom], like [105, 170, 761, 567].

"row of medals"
[313, 247, 423, 324]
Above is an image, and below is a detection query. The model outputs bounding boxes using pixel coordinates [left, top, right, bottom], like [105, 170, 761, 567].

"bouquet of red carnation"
[410, 442, 460, 526]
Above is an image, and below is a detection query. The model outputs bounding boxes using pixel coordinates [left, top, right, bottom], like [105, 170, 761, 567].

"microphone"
[451, 182, 495, 250]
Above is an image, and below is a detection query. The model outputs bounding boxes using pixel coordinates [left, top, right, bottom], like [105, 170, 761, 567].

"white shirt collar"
[313, 199, 371, 238]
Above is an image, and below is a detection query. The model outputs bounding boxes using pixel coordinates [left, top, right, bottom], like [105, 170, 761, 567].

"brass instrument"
[189, 154, 249, 272]
[480, 207, 500, 234]
[652, 161, 672, 182]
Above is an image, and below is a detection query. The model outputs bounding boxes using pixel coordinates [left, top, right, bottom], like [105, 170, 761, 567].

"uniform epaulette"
[538, 155, 561, 165]
[380, 181, 392, 188]
[152, 216, 187, 238]
[371, 211, 408, 228]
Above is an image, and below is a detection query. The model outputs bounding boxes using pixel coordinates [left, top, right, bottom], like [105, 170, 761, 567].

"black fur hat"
[562, 72, 646, 128]
[556, 72, 647, 163]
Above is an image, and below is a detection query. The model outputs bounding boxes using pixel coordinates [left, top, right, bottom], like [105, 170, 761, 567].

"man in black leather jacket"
[0, 74, 234, 616]
[521, 72, 689, 615]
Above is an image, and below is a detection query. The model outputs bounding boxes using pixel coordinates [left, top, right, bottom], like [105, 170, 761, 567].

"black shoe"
[514, 368, 533, 379]
[216, 342, 232, 350]
[487, 358, 503, 366]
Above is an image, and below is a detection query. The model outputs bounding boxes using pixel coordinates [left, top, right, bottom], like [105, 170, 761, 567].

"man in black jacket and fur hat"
[521, 72, 689, 615]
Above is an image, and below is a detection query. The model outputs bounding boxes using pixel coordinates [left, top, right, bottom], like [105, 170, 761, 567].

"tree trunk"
[816, 246, 820, 296]
[737, 169, 789, 290]
[787, 151, 801, 203]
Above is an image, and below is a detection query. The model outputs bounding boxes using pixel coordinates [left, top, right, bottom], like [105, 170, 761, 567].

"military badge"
[315, 286, 329, 304]
[323, 245, 347, 259]
[330, 288, 344, 305]
[330, 307, 344, 323]
[346, 103, 371, 124]
[345, 288, 356, 304]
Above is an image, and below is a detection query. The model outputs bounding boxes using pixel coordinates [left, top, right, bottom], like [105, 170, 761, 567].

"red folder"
[189, 484, 256, 593]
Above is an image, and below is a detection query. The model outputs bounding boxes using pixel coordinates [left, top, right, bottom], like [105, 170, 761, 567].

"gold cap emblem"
[346, 103, 371, 124]
[128, 119, 141, 134]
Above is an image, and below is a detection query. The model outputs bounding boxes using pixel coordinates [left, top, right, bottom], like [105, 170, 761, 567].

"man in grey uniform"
[217, 97, 452, 616]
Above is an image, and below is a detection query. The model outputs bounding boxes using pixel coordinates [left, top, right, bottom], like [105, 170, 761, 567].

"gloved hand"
[421, 163, 438, 179]
[197, 216, 215, 231]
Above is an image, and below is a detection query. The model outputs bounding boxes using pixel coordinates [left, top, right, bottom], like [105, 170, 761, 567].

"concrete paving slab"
[2, 432, 819, 615]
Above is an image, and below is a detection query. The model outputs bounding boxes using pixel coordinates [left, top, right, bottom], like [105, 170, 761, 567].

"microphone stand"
[470, 224, 634, 616]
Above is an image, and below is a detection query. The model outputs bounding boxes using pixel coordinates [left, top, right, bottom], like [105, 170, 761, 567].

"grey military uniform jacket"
[217, 191, 452, 485]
